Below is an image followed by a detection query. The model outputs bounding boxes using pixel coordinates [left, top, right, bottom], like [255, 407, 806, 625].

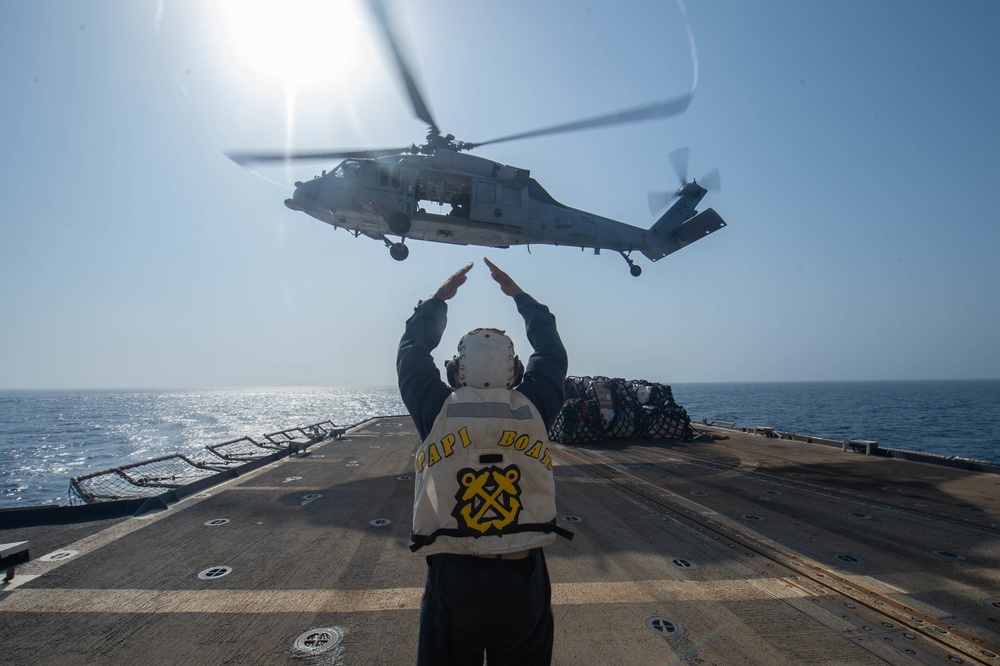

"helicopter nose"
[286, 179, 322, 211]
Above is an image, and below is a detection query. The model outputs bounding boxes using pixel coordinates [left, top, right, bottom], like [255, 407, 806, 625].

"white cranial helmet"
[456, 328, 521, 389]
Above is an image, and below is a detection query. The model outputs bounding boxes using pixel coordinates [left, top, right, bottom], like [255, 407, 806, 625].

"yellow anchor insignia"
[453, 465, 522, 535]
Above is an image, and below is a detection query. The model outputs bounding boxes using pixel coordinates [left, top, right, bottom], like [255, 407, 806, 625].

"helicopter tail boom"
[642, 208, 727, 262]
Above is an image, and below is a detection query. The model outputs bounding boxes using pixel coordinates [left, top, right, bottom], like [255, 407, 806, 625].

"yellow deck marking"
[0, 579, 803, 614]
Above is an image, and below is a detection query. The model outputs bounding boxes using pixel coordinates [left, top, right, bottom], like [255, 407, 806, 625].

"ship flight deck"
[2, 416, 999, 665]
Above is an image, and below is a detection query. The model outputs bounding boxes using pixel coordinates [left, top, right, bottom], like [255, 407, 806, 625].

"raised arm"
[484, 258, 568, 430]
[397, 263, 473, 439]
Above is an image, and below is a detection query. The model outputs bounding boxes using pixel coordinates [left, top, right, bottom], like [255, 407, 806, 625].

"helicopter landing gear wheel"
[387, 212, 411, 235]
[390, 242, 409, 261]
[620, 251, 642, 277]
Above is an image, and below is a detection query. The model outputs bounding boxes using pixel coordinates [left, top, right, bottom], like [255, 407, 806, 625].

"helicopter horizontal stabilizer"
[674, 208, 726, 244]
[642, 208, 727, 262]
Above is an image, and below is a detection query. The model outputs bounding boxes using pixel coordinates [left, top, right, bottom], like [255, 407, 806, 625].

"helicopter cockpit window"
[502, 185, 522, 207]
[391, 167, 401, 189]
[379, 166, 389, 186]
[337, 160, 361, 178]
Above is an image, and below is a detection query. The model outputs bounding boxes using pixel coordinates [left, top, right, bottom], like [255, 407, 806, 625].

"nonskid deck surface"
[2, 416, 999, 665]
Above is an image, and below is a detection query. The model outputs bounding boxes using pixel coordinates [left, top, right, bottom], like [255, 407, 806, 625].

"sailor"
[397, 257, 570, 666]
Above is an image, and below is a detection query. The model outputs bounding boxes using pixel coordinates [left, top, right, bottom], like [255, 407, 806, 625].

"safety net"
[69, 419, 346, 504]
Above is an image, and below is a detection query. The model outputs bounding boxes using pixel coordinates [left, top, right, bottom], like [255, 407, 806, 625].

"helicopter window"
[379, 166, 389, 186]
[391, 167, 401, 189]
[502, 185, 522, 207]
[340, 160, 361, 178]
[476, 182, 496, 204]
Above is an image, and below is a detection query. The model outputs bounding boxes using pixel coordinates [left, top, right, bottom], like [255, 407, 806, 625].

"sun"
[219, 0, 366, 91]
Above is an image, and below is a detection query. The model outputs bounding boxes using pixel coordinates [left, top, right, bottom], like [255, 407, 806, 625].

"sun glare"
[221, 0, 365, 91]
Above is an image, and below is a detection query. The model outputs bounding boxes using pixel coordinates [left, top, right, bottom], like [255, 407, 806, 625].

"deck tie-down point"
[292, 627, 344, 657]
[646, 616, 684, 637]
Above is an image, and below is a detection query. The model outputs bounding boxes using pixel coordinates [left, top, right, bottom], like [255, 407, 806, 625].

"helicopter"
[228, 1, 727, 277]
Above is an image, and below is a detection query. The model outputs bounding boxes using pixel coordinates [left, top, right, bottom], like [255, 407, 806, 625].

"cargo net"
[69, 454, 220, 505]
[549, 376, 692, 444]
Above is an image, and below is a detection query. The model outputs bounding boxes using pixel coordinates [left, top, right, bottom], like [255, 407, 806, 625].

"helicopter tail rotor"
[669, 146, 690, 186]
[647, 191, 677, 218]
[648, 148, 721, 216]
[697, 167, 721, 193]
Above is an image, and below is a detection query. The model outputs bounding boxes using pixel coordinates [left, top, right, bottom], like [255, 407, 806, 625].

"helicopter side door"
[470, 180, 526, 227]
[376, 162, 418, 216]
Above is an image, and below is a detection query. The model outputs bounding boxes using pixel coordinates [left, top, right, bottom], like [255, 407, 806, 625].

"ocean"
[1, 380, 998, 508]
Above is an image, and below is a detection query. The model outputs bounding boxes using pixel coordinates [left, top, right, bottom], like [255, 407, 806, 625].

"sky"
[1, 0, 998, 389]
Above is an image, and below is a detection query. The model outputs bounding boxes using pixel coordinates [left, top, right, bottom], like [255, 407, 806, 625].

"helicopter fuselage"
[284, 149, 725, 273]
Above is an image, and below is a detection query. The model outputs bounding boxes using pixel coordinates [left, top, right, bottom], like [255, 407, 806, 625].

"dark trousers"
[417, 548, 553, 666]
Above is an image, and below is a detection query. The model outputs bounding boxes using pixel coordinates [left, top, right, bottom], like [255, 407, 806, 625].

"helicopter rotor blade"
[366, 0, 438, 132]
[469, 92, 693, 150]
[698, 167, 722, 192]
[226, 147, 410, 166]
[647, 191, 676, 216]
[669, 147, 690, 185]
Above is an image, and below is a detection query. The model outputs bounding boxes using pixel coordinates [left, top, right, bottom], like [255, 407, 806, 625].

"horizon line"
[2, 377, 999, 392]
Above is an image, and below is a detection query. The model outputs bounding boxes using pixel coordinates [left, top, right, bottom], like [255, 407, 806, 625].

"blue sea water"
[1, 381, 998, 508]
[0, 387, 407, 508]
[672, 379, 1000, 463]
